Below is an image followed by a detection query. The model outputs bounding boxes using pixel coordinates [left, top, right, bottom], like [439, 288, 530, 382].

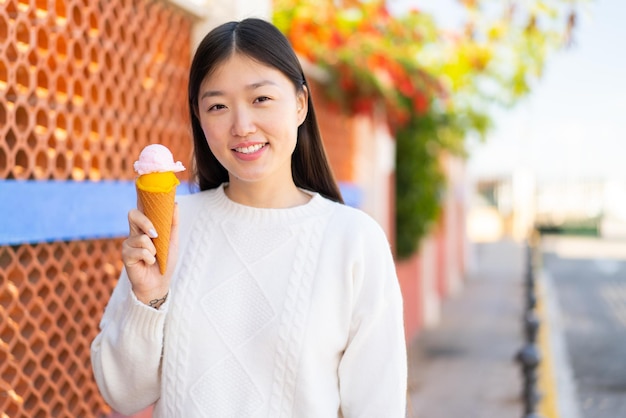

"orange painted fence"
[1, 1, 193, 416]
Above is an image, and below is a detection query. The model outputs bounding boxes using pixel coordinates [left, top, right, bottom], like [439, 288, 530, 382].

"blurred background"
[1, 0, 624, 417]
[463, 0, 626, 244]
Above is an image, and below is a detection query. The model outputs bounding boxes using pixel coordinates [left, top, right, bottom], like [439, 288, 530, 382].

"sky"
[394, 0, 626, 184]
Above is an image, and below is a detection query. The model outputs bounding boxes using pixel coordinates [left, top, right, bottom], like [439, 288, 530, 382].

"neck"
[224, 179, 310, 209]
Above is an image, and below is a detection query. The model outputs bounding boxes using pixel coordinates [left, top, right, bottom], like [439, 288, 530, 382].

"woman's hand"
[122, 203, 179, 306]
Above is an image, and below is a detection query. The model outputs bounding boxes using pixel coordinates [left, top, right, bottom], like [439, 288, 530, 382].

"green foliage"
[395, 115, 444, 258]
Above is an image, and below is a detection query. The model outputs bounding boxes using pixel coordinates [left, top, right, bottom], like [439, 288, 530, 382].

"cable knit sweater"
[91, 184, 407, 417]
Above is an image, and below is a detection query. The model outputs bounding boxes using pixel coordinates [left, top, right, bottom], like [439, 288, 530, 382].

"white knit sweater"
[91, 184, 407, 417]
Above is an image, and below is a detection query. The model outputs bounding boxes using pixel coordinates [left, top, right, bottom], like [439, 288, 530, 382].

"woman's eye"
[254, 96, 271, 103]
[208, 104, 226, 111]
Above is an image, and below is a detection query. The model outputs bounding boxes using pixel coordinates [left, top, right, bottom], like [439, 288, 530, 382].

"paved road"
[541, 235, 626, 418]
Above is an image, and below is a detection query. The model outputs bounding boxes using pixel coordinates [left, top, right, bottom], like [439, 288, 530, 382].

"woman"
[91, 18, 407, 417]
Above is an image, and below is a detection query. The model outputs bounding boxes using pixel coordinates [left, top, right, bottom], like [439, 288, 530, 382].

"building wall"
[396, 154, 468, 341]
[309, 84, 395, 237]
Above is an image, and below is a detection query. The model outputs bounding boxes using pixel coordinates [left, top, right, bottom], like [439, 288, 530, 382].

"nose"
[230, 106, 256, 137]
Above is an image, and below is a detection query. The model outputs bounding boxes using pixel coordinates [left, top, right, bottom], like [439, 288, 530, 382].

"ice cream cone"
[136, 186, 176, 274]
[133, 144, 186, 275]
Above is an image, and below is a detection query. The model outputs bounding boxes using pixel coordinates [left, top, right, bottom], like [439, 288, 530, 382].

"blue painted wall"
[0, 180, 362, 245]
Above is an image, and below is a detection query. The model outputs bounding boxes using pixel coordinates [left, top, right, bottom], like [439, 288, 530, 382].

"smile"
[234, 143, 267, 154]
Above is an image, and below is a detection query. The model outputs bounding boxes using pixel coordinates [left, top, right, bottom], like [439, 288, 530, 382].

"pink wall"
[396, 252, 424, 343]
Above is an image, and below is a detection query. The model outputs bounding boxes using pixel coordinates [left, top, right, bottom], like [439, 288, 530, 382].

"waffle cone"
[136, 187, 176, 274]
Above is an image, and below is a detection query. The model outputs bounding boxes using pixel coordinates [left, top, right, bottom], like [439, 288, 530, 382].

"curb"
[538, 269, 582, 418]
[535, 267, 559, 417]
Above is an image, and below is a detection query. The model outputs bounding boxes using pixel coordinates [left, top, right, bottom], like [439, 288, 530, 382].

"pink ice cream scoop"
[133, 144, 186, 175]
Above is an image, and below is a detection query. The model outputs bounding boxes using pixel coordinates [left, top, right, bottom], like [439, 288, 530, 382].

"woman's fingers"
[124, 209, 159, 268]
[125, 233, 157, 256]
[128, 208, 158, 239]
[122, 234, 157, 266]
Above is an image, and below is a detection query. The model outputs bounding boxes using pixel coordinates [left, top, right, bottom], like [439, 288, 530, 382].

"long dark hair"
[187, 18, 343, 204]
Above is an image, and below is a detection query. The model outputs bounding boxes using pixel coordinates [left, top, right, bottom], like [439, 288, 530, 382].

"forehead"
[201, 53, 288, 88]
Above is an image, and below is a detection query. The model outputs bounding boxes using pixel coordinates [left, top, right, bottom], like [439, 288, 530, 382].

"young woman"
[91, 18, 407, 417]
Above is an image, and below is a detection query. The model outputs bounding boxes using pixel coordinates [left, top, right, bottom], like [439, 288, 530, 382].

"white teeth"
[235, 144, 265, 154]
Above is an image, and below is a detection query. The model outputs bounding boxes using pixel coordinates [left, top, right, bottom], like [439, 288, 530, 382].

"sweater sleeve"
[338, 218, 408, 417]
[90, 268, 168, 415]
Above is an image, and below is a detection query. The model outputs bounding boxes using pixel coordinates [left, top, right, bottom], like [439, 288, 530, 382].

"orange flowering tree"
[274, 0, 443, 130]
[274, 0, 585, 258]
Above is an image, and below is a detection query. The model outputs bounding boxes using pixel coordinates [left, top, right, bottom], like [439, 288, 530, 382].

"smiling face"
[196, 52, 308, 193]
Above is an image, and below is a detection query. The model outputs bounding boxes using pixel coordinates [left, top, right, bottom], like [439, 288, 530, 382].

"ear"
[296, 85, 309, 126]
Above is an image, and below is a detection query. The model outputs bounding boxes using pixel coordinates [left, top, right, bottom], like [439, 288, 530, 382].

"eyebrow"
[200, 80, 278, 100]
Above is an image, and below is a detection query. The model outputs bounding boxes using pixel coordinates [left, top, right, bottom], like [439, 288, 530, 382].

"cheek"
[199, 119, 224, 145]
[267, 110, 300, 139]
